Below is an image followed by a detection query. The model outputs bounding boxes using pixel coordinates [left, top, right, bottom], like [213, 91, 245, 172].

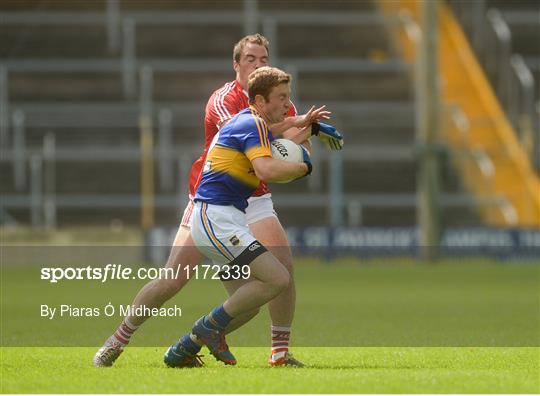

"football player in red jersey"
[93, 34, 342, 368]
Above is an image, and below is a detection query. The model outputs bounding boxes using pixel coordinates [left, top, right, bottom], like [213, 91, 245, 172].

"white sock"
[112, 318, 139, 346]
[271, 325, 291, 361]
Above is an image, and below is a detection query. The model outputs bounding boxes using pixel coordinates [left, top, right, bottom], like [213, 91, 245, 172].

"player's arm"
[245, 116, 312, 182]
[283, 121, 344, 151]
[251, 154, 311, 183]
[267, 122, 344, 157]
[269, 105, 331, 137]
[282, 126, 311, 145]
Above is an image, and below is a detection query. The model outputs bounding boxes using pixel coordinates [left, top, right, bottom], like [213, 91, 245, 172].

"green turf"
[1, 258, 539, 392]
[1, 347, 538, 393]
[2, 259, 538, 347]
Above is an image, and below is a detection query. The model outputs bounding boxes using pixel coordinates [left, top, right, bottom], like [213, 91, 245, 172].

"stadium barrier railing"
[1, 136, 509, 229]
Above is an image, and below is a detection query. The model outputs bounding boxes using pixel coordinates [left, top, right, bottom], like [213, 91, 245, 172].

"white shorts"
[181, 193, 277, 228]
[191, 201, 267, 266]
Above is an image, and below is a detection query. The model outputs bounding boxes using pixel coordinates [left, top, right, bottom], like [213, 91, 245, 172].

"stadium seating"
[0, 0, 486, 227]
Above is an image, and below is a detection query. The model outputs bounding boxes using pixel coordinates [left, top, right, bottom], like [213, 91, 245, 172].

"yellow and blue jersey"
[194, 106, 274, 211]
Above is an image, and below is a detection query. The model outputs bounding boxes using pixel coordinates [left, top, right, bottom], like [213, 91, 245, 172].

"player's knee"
[272, 269, 290, 293]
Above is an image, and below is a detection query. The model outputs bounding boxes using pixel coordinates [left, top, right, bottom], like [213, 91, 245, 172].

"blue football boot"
[192, 316, 236, 365]
[164, 342, 204, 368]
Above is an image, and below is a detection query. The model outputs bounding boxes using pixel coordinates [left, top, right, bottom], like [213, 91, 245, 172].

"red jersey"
[188, 79, 297, 197]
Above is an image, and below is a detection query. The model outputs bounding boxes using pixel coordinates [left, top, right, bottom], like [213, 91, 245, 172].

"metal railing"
[1, 142, 502, 229]
[447, 104, 520, 225]
[1, 97, 507, 228]
[0, 0, 495, 228]
[485, 9, 513, 110]
[451, 3, 540, 172]
[448, 0, 539, 172]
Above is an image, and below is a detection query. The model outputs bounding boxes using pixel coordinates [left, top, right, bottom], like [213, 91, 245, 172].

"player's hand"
[293, 105, 331, 130]
[311, 122, 344, 151]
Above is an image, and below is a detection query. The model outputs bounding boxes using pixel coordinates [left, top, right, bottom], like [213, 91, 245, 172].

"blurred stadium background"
[0, 0, 539, 259]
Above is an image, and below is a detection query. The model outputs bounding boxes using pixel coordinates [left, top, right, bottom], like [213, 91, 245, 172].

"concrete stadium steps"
[508, 24, 540, 57]
[12, 101, 207, 146]
[1, 0, 376, 12]
[0, 154, 476, 226]
[0, 25, 111, 59]
[1, 205, 481, 228]
[54, 208, 140, 226]
[21, 127, 141, 146]
[337, 126, 414, 145]
[334, 120, 414, 146]
[119, 0, 244, 11]
[273, 206, 481, 227]
[0, 162, 17, 194]
[54, 160, 140, 194]
[21, 125, 203, 147]
[22, 125, 204, 148]
[269, 160, 417, 195]
[274, 206, 417, 227]
[151, 71, 231, 101]
[12, 100, 413, 149]
[134, 25, 392, 59]
[8, 68, 410, 103]
[259, 0, 376, 11]
[277, 25, 393, 59]
[135, 26, 243, 59]
[342, 161, 415, 193]
[0, 156, 185, 195]
[0, 0, 107, 11]
[2, 0, 477, 228]
[9, 72, 125, 101]
[485, 0, 539, 10]
[43, 206, 198, 227]
[0, 0, 242, 12]
[8, 70, 235, 102]
[1, 4, 387, 59]
[297, 71, 411, 101]
[350, 207, 415, 227]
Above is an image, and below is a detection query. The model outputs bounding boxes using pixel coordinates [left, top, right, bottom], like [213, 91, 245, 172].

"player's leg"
[94, 203, 204, 367]
[218, 219, 293, 324]
[221, 250, 290, 316]
[247, 195, 302, 366]
[249, 216, 303, 366]
[126, 226, 203, 326]
[215, 195, 302, 366]
[191, 249, 290, 365]
[250, 216, 295, 325]
[169, 202, 290, 366]
[221, 278, 260, 333]
[164, 277, 259, 368]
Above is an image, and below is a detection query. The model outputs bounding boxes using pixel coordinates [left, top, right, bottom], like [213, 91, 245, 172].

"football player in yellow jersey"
[164, 67, 312, 366]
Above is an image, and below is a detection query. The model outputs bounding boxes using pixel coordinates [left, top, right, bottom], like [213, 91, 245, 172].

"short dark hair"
[233, 33, 270, 63]
[248, 66, 291, 103]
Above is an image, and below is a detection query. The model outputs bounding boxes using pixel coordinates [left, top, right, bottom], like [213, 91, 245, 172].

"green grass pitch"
[1, 257, 539, 393]
[1, 347, 538, 393]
